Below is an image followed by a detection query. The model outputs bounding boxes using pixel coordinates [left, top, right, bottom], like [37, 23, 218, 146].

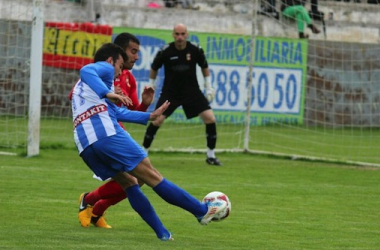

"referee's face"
[173, 26, 188, 50]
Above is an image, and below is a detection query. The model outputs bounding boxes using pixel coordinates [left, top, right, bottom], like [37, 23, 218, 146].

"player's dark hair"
[93, 43, 127, 63]
[113, 33, 140, 50]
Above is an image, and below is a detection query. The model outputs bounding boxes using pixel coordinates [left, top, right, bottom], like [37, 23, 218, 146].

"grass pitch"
[1, 150, 380, 249]
[2, 117, 380, 166]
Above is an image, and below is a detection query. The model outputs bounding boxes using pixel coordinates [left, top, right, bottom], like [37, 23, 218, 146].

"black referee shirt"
[151, 41, 209, 96]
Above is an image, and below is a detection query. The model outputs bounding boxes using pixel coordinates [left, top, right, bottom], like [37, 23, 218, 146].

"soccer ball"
[202, 191, 231, 222]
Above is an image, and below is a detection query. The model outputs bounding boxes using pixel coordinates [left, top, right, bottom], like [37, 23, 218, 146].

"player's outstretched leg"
[129, 158, 227, 226]
[152, 178, 227, 225]
[125, 184, 172, 240]
[110, 171, 172, 240]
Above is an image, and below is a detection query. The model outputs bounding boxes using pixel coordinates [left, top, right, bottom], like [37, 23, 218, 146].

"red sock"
[92, 194, 127, 216]
[85, 180, 126, 205]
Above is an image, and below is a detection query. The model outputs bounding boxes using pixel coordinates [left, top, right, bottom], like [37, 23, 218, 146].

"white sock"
[207, 149, 215, 158]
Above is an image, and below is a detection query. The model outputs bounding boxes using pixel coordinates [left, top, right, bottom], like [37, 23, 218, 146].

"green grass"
[1, 150, 380, 249]
[2, 117, 380, 165]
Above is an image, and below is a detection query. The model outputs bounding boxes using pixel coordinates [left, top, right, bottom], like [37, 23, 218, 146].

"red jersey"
[114, 69, 148, 112]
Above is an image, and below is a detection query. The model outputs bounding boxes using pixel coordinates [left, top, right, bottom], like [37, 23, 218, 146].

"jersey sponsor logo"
[74, 104, 107, 127]
[170, 56, 178, 60]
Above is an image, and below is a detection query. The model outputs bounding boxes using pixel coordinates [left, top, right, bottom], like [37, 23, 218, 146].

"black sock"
[206, 123, 217, 150]
[143, 123, 160, 148]
[91, 215, 100, 223]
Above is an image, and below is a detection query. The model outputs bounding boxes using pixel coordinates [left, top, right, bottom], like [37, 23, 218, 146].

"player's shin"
[143, 123, 160, 149]
[92, 195, 125, 217]
[206, 123, 217, 150]
[153, 178, 208, 218]
[125, 184, 171, 240]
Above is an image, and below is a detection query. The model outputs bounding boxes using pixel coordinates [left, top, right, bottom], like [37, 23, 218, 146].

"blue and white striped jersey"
[71, 61, 150, 154]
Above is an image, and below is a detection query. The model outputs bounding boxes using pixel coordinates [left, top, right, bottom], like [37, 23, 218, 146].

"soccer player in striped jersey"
[78, 33, 155, 229]
[72, 43, 227, 241]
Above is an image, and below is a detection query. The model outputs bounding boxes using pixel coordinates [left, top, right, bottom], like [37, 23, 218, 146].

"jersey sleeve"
[151, 46, 166, 71]
[115, 106, 150, 125]
[80, 62, 113, 98]
[196, 45, 209, 69]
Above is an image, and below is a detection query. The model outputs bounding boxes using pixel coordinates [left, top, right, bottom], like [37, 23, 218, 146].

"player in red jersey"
[77, 33, 155, 229]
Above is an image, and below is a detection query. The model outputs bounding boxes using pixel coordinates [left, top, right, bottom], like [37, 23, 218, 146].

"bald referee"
[143, 23, 222, 166]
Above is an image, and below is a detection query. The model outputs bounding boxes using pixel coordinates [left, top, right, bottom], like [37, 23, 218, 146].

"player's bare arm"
[149, 100, 170, 121]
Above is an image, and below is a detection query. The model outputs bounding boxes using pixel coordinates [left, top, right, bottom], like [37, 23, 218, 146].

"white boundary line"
[0, 151, 17, 156]
[148, 148, 380, 168]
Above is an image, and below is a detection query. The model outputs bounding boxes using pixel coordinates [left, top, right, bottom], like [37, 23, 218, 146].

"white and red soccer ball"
[202, 191, 231, 221]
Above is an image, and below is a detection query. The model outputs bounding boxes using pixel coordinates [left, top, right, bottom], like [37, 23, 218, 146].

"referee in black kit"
[143, 23, 222, 166]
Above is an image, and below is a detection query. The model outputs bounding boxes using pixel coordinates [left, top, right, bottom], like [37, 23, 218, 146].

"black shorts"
[155, 90, 211, 119]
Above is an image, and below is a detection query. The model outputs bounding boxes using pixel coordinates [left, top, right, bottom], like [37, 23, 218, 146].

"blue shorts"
[80, 131, 147, 181]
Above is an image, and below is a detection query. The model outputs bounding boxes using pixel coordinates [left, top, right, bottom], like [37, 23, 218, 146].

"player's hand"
[141, 86, 155, 106]
[106, 92, 132, 106]
[115, 85, 124, 96]
[149, 100, 170, 121]
[205, 88, 215, 103]
[203, 76, 215, 102]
